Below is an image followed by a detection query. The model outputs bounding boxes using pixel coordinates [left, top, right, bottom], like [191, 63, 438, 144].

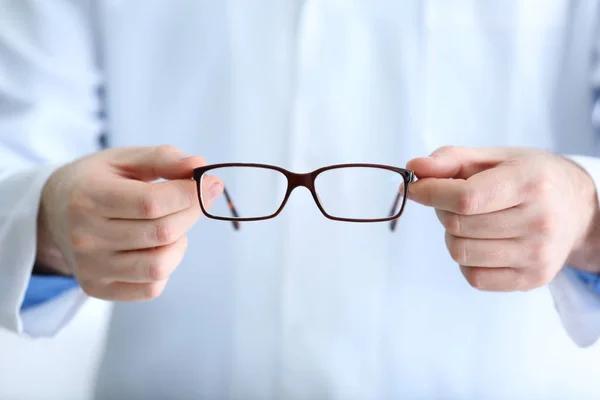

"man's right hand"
[36, 145, 223, 301]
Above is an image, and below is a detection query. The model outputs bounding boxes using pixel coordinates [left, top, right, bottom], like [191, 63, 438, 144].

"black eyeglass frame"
[193, 163, 415, 231]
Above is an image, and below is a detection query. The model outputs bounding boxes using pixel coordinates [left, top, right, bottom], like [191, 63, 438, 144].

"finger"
[445, 232, 524, 267]
[79, 235, 188, 283]
[408, 164, 527, 215]
[460, 266, 526, 292]
[92, 175, 223, 219]
[99, 205, 201, 251]
[81, 279, 169, 302]
[436, 206, 534, 239]
[109, 145, 207, 181]
[406, 146, 522, 180]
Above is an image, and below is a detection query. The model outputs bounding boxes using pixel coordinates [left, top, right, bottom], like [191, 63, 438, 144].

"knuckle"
[153, 222, 174, 245]
[68, 185, 95, 214]
[432, 145, 462, 158]
[442, 213, 462, 236]
[139, 192, 162, 219]
[69, 192, 92, 214]
[529, 173, 556, 198]
[70, 231, 93, 252]
[448, 237, 468, 265]
[531, 213, 556, 236]
[463, 268, 487, 290]
[80, 280, 103, 299]
[75, 264, 95, 281]
[140, 236, 187, 281]
[528, 268, 555, 288]
[456, 189, 478, 215]
[147, 258, 171, 281]
[143, 282, 166, 300]
[154, 144, 180, 158]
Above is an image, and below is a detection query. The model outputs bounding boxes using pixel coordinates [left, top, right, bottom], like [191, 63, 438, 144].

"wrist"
[35, 180, 71, 277]
[565, 157, 600, 274]
[567, 219, 600, 274]
[36, 223, 71, 277]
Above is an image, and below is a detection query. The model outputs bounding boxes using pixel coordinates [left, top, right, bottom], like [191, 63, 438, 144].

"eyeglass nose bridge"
[286, 172, 317, 192]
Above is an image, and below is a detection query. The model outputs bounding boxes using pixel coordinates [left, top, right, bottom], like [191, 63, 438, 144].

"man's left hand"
[407, 146, 599, 292]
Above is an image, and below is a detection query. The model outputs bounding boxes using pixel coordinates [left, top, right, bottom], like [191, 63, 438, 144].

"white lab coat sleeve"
[0, 0, 102, 337]
[548, 155, 600, 348]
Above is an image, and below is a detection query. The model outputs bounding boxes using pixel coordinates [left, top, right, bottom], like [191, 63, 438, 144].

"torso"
[93, 1, 600, 398]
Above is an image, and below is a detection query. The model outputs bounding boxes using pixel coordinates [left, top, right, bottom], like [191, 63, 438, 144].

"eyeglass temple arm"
[389, 171, 415, 232]
[222, 186, 241, 230]
[389, 191, 403, 232]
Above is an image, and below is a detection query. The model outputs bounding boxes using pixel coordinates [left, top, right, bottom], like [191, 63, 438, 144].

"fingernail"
[208, 181, 224, 200]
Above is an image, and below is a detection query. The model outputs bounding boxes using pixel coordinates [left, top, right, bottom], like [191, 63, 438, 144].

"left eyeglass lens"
[314, 166, 407, 220]
[199, 166, 288, 219]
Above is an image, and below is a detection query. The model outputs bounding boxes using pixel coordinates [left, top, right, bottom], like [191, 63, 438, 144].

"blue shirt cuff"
[21, 275, 80, 311]
[573, 268, 600, 293]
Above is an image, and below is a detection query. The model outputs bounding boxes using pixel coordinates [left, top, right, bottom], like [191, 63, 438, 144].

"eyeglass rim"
[193, 162, 413, 180]
[193, 162, 414, 223]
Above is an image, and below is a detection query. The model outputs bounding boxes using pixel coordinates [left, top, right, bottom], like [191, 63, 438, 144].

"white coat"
[2, 1, 600, 399]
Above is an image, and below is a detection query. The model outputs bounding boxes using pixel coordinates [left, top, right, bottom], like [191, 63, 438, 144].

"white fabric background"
[0, 299, 111, 400]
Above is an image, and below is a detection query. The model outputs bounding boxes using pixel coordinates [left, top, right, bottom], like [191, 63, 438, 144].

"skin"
[407, 146, 600, 292]
[37, 144, 600, 300]
[36, 145, 223, 301]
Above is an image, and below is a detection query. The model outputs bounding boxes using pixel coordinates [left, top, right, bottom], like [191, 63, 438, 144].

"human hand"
[37, 145, 223, 301]
[406, 146, 599, 291]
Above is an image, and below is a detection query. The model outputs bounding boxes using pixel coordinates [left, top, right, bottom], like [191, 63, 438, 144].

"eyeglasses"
[193, 163, 415, 232]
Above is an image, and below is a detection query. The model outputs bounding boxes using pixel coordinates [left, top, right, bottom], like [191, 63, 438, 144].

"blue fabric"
[574, 268, 600, 293]
[20, 268, 600, 311]
[20, 270, 600, 312]
[21, 275, 79, 310]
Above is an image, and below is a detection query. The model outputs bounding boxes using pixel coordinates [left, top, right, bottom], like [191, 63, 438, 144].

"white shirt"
[2, 0, 600, 398]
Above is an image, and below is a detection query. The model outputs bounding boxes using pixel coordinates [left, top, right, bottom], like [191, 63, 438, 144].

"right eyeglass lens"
[314, 166, 406, 220]
[199, 166, 288, 219]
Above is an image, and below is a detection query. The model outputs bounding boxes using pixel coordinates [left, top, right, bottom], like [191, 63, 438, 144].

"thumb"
[406, 146, 516, 180]
[108, 145, 207, 181]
